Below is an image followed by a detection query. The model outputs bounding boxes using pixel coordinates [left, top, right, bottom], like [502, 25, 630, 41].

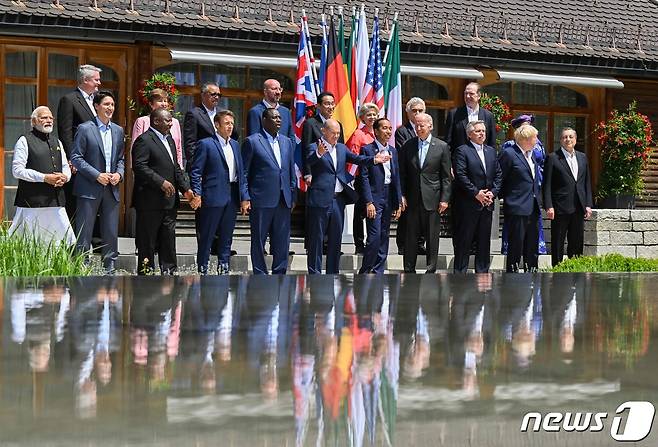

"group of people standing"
[9, 64, 593, 275]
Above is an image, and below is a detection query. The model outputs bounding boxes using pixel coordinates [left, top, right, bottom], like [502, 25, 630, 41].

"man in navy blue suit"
[190, 110, 250, 275]
[242, 108, 297, 275]
[357, 118, 402, 274]
[499, 124, 542, 272]
[246, 79, 295, 141]
[305, 119, 390, 274]
[452, 121, 502, 273]
[70, 90, 124, 273]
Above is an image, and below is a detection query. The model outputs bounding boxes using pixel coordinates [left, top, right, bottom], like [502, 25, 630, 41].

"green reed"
[0, 223, 91, 276]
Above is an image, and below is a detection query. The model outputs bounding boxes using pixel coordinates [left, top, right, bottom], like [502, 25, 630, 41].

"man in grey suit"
[70, 90, 125, 273]
[399, 113, 452, 273]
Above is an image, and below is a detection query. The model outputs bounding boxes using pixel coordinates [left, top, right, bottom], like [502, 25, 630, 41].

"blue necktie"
[419, 140, 428, 167]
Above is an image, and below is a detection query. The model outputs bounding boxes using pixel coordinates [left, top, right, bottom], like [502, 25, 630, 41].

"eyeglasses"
[208, 92, 223, 98]
[410, 108, 424, 113]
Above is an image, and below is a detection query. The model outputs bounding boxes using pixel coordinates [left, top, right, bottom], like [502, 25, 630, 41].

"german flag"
[324, 17, 358, 142]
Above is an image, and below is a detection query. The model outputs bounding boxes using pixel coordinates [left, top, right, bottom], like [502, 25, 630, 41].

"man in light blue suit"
[246, 79, 294, 141]
[70, 90, 125, 273]
[306, 119, 390, 274]
[190, 110, 250, 275]
[242, 108, 297, 275]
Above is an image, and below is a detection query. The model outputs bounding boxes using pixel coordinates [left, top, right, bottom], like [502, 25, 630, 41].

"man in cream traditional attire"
[10, 106, 75, 245]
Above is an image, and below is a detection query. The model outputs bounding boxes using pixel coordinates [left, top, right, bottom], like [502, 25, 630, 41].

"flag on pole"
[338, 7, 347, 63]
[318, 14, 329, 92]
[324, 16, 358, 142]
[383, 16, 402, 147]
[362, 11, 385, 117]
[347, 7, 358, 109]
[293, 15, 318, 191]
[354, 5, 369, 113]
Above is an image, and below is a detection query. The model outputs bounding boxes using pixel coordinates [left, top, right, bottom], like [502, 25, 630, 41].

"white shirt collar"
[263, 99, 279, 109]
[321, 137, 335, 151]
[203, 104, 215, 115]
[149, 127, 168, 141]
[78, 87, 94, 100]
[375, 140, 389, 152]
[265, 131, 279, 143]
[95, 116, 111, 129]
[419, 134, 432, 145]
[561, 147, 576, 158]
[216, 133, 230, 146]
[466, 105, 479, 115]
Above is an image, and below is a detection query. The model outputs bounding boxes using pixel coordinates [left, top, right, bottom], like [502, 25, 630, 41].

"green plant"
[595, 101, 653, 199]
[479, 93, 512, 136]
[133, 72, 180, 117]
[0, 223, 92, 276]
[551, 253, 658, 272]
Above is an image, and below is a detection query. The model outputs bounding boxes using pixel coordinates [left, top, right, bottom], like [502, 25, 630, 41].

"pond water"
[1, 273, 656, 446]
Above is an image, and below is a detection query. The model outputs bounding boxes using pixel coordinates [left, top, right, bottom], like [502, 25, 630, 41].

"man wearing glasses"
[183, 82, 225, 170]
[246, 79, 295, 142]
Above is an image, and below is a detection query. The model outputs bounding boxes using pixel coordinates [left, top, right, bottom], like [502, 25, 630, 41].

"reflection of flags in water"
[293, 16, 318, 192]
[362, 12, 385, 117]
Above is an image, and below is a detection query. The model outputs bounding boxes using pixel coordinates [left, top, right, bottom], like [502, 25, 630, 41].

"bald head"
[150, 107, 173, 135]
[321, 119, 341, 145]
[263, 79, 282, 104]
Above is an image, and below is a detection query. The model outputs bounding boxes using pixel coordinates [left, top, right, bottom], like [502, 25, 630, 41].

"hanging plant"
[131, 72, 180, 117]
[595, 101, 653, 199]
[480, 93, 513, 135]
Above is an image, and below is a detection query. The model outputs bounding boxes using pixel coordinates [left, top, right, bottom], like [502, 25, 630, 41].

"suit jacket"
[132, 115, 184, 167]
[189, 135, 249, 208]
[543, 149, 593, 215]
[247, 102, 295, 141]
[182, 105, 238, 167]
[131, 128, 190, 211]
[444, 106, 496, 151]
[394, 121, 416, 150]
[498, 143, 541, 216]
[305, 141, 374, 208]
[452, 141, 502, 212]
[399, 135, 452, 212]
[57, 89, 96, 156]
[241, 131, 297, 208]
[357, 142, 402, 210]
[301, 115, 344, 175]
[70, 120, 125, 201]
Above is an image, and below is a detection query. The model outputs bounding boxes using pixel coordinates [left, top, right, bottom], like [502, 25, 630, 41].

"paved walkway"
[114, 236, 552, 273]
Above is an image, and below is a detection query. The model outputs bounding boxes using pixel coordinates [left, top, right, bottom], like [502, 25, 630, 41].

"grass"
[551, 253, 658, 272]
[0, 223, 92, 276]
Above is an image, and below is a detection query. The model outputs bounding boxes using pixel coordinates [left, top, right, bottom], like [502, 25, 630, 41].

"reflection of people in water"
[545, 274, 585, 360]
[395, 276, 431, 381]
[11, 280, 70, 373]
[69, 277, 123, 418]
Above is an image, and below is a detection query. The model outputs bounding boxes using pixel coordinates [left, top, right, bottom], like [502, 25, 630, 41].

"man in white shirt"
[10, 106, 74, 245]
[444, 82, 497, 152]
[543, 127, 593, 267]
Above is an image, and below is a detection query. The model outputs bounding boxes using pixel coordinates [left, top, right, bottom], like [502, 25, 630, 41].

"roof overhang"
[495, 70, 624, 89]
[169, 49, 483, 79]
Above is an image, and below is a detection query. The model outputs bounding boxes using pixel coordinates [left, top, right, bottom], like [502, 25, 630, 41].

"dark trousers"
[307, 194, 345, 274]
[75, 186, 118, 269]
[359, 191, 392, 274]
[551, 211, 585, 267]
[136, 208, 178, 274]
[396, 212, 424, 253]
[506, 208, 540, 272]
[404, 205, 441, 273]
[353, 211, 365, 251]
[64, 176, 77, 222]
[250, 195, 291, 275]
[196, 184, 239, 273]
[453, 207, 493, 273]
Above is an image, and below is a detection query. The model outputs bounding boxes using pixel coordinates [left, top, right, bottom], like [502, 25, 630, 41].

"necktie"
[419, 140, 428, 167]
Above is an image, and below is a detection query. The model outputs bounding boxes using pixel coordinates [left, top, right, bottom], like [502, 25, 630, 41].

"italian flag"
[383, 20, 402, 147]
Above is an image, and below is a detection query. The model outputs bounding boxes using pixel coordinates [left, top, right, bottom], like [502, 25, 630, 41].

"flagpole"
[383, 12, 398, 66]
[302, 9, 321, 97]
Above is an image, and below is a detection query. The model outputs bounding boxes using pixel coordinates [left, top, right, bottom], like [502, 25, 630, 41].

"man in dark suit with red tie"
[190, 110, 250, 275]
[57, 64, 102, 219]
[399, 113, 452, 273]
[543, 127, 593, 267]
[444, 82, 497, 152]
[242, 108, 297, 275]
[452, 121, 502, 273]
[499, 125, 542, 272]
[132, 108, 199, 275]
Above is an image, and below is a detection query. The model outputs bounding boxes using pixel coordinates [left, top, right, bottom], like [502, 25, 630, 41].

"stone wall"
[578, 209, 658, 258]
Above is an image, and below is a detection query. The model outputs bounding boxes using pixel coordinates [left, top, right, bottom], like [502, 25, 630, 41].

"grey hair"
[561, 127, 577, 138]
[416, 112, 433, 126]
[465, 120, 486, 135]
[30, 106, 52, 121]
[78, 64, 102, 84]
[201, 82, 219, 94]
[405, 97, 426, 112]
[358, 102, 379, 119]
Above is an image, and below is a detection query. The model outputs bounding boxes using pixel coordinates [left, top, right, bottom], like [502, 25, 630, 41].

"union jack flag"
[293, 16, 318, 191]
[362, 13, 385, 116]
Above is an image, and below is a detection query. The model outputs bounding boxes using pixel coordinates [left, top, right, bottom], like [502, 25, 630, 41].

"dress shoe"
[355, 246, 364, 255]
[218, 263, 230, 275]
[230, 250, 237, 256]
[103, 261, 116, 275]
